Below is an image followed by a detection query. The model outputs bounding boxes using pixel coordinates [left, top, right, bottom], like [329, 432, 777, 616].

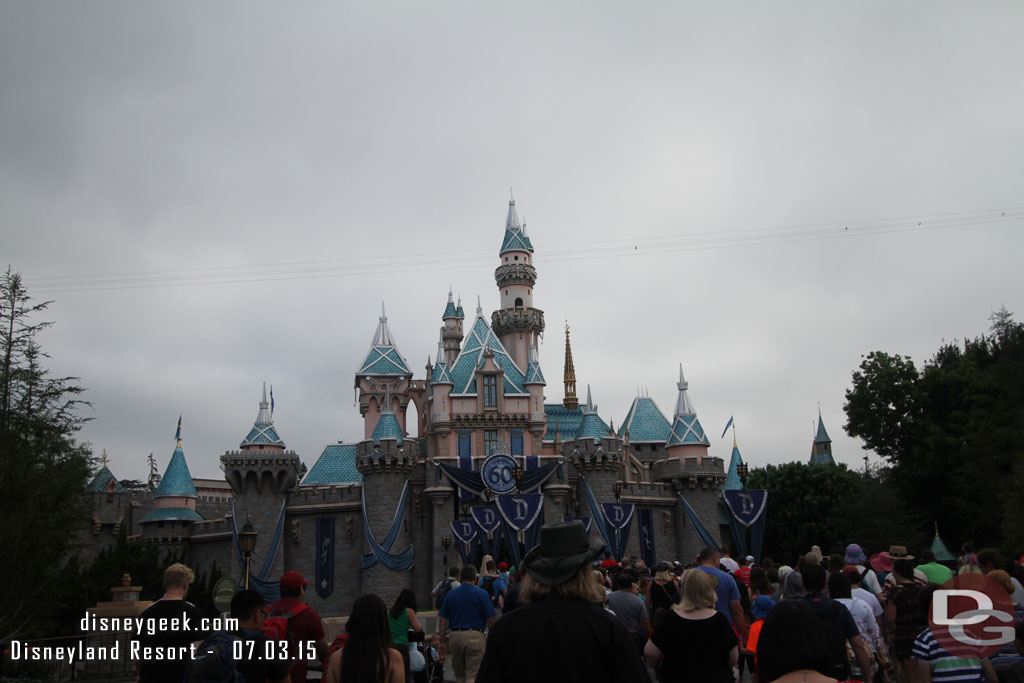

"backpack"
[325, 631, 347, 666]
[815, 601, 851, 681]
[435, 578, 457, 610]
[480, 575, 501, 607]
[186, 631, 245, 683]
[262, 602, 311, 671]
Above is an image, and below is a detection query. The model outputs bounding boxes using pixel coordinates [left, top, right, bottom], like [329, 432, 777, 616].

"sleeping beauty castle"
[83, 198, 790, 614]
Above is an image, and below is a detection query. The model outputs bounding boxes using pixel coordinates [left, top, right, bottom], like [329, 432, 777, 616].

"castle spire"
[241, 382, 285, 450]
[357, 303, 412, 378]
[673, 364, 697, 416]
[666, 364, 710, 447]
[563, 323, 579, 410]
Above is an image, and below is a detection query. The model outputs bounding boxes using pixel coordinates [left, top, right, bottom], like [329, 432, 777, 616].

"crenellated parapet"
[491, 307, 545, 338]
[652, 455, 727, 490]
[355, 439, 420, 475]
[562, 434, 625, 471]
[493, 262, 538, 289]
[221, 449, 301, 495]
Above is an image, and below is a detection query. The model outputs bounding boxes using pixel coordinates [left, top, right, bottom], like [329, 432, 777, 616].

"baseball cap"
[280, 571, 309, 589]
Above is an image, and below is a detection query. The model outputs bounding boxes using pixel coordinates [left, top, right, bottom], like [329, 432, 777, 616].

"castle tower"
[809, 411, 835, 465]
[440, 289, 464, 368]
[221, 388, 301, 584]
[665, 365, 711, 466]
[492, 197, 545, 370]
[523, 342, 547, 448]
[356, 303, 413, 440]
[724, 434, 745, 490]
[355, 394, 420, 599]
[563, 324, 579, 411]
[140, 418, 204, 544]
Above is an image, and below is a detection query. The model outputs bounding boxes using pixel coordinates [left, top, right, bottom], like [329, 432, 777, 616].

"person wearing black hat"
[476, 521, 649, 682]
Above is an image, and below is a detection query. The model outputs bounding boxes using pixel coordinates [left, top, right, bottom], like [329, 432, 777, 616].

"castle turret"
[665, 365, 711, 465]
[523, 342, 547, 438]
[724, 435, 745, 490]
[440, 289, 463, 368]
[809, 411, 835, 465]
[356, 303, 413, 440]
[492, 197, 544, 369]
[141, 418, 204, 529]
[240, 383, 285, 452]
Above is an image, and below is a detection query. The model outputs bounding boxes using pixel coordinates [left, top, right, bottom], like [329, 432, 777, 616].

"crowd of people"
[133, 534, 1024, 683]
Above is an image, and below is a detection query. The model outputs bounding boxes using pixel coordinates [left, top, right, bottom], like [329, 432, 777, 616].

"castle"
[84, 198, 833, 614]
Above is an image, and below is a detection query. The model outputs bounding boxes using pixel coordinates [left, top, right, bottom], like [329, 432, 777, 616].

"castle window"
[485, 430, 498, 456]
[515, 297, 523, 308]
[482, 375, 498, 408]
[514, 255, 519, 260]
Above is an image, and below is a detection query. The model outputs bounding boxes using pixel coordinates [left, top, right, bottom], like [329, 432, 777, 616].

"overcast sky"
[3, 2, 1022, 482]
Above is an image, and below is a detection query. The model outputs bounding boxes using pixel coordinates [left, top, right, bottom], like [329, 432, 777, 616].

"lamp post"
[513, 463, 523, 491]
[441, 534, 452, 576]
[612, 481, 623, 502]
[238, 516, 258, 590]
[736, 463, 749, 489]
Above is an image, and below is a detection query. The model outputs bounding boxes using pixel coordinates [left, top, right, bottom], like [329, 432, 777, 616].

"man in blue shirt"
[695, 546, 748, 643]
[439, 564, 495, 683]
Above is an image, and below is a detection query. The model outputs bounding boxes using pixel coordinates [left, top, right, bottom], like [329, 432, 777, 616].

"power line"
[24, 207, 1023, 293]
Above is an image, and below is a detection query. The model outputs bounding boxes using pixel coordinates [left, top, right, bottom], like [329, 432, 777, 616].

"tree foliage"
[843, 307, 1024, 550]
[0, 269, 94, 641]
[746, 462, 924, 563]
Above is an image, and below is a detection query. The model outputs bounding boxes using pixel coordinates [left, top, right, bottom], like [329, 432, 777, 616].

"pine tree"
[0, 269, 94, 640]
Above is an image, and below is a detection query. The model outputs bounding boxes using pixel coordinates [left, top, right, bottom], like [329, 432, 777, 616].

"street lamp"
[513, 463, 523, 490]
[441, 534, 452, 576]
[612, 481, 623, 502]
[238, 516, 258, 590]
[736, 463, 749, 489]
[482, 486, 494, 501]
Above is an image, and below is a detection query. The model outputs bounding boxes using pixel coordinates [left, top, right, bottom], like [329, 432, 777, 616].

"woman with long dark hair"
[388, 588, 423, 683]
[757, 600, 838, 683]
[325, 594, 404, 683]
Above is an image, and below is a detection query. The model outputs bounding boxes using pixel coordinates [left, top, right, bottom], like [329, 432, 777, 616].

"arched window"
[514, 297, 523, 308]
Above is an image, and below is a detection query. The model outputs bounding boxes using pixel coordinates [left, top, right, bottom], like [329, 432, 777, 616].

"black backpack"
[435, 578, 457, 610]
[186, 631, 245, 683]
[815, 601, 851, 681]
[480, 575, 501, 607]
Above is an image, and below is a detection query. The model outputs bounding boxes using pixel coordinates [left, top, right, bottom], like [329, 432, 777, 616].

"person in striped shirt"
[912, 585, 997, 683]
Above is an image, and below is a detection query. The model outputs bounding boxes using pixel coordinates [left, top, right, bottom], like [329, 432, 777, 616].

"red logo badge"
[930, 574, 1015, 658]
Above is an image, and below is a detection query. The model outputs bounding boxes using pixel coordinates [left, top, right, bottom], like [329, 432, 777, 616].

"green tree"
[0, 269, 94, 641]
[746, 462, 924, 564]
[843, 309, 1024, 549]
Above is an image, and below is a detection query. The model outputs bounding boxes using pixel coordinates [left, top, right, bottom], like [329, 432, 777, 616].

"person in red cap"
[266, 570, 329, 683]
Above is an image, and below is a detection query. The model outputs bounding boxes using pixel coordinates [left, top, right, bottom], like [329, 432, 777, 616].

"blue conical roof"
[87, 465, 126, 493]
[357, 304, 412, 377]
[667, 366, 711, 447]
[814, 415, 831, 444]
[449, 313, 527, 395]
[241, 384, 285, 448]
[576, 387, 609, 440]
[931, 530, 956, 562]
[499, 199, 534, 255]
[724, 441, 744, 490]
[371, 413, 404, 443]
[524, 343, 546, 385]
[618, 396, 672, 443]
[442, 290, 459, 319]
[153, 446, 197, 498]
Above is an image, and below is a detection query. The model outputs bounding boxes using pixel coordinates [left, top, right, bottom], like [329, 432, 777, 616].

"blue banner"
[471, 506, 501, 558]
[637, 509, 656, 568]
[601, 503, 634, 561]
[458, 431, 473, 502]
[580, 475, 612, 551]
[722, 490, 768, 527]
[496, 494, 544, 532]
[315, 517, 335, 599]
[679, 494, 720, 552]
[450, 519, 477, 545]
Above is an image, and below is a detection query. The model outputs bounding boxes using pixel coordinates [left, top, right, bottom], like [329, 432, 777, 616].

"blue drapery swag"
[579, 475, 614, 557]
[437, 460, 561, 496]
[637, 509, 656, 568]
[360, 481, 414, 571]
[315, 517, 335, 599]
[231, 500, 287, 603]
[601, 503, 634, 562]
[678, 494, 720, 552]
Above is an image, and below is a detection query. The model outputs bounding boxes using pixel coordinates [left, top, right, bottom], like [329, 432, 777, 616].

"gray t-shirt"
[607, 590, 648, 636]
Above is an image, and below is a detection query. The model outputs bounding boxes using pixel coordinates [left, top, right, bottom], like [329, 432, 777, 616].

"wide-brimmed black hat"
[521, 520, 607, 585]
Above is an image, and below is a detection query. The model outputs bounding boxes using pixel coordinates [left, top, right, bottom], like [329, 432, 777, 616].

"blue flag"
[270, 386, 275, 415]
[720, 415, 734, 439]
[175, 414, 182, 442]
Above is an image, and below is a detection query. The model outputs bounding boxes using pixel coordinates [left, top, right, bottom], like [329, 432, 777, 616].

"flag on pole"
[175, 414, 182, 442]
[270, 386, 275, 416]
[721, 415, 734, 439]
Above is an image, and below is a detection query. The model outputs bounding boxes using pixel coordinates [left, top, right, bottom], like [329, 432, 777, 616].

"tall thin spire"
[563, 323, 579, 410]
